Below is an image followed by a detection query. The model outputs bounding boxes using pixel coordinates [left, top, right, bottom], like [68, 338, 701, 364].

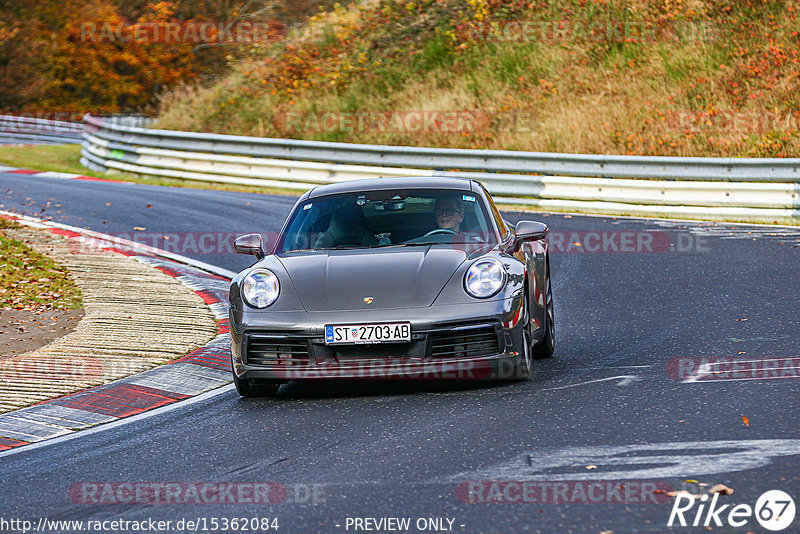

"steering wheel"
[422, 228, 458, 237]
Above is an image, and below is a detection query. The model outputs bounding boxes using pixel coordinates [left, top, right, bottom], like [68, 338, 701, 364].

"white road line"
[535, 365, 654, 374]
[542, 375, 641, 391]
[683, 375, 800, 384]
[449, 439, 800, 481]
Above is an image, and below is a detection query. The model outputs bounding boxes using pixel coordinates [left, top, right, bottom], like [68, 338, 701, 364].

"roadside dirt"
[0, 309, 84, 357]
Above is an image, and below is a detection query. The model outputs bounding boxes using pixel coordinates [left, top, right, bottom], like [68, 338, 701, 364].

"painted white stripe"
[33, 171, 83, 179]
[683, 375, 800, 384]
[450, 439, 800, 481]
[542, 375, 640, 391]
[493, 197, 798, 221]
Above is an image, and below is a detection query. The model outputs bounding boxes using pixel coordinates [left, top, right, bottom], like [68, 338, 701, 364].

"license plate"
[325, 323, 411, 344]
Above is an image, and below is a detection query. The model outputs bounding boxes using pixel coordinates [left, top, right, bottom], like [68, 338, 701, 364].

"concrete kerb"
[0, 210, 235, 451]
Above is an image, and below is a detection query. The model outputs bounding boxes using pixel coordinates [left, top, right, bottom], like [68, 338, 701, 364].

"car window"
[484, 187, 508, 239]
[278, 189, 498, 252]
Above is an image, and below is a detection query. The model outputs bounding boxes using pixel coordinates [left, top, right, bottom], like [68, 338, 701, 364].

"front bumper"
[231, 299, 527, 381]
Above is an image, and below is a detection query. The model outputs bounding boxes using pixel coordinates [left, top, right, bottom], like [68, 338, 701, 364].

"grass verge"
[0, 217, 83, 311]
[0, 144, 302, 197]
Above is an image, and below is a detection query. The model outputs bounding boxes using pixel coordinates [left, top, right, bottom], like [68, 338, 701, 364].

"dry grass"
[0, 218, 83, 311]
[153, 0, 800, 157]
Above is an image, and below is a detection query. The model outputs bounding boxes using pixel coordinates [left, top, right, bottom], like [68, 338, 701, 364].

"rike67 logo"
[668, 490, 795, 531]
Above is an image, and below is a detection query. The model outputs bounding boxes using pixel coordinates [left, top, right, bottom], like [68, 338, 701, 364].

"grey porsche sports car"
[229, 177, 554, 397]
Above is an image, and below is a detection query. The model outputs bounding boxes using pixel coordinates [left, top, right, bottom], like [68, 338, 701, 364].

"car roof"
[306, 176, 475, 199]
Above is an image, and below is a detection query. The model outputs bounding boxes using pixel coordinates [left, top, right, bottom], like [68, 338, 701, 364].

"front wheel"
[233, 373, 281, 398]
[531, 261, 555, 360]
[510, 294, 533, 380]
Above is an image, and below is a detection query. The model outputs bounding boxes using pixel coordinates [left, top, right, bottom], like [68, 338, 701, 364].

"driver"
[434, 197, 465, 233]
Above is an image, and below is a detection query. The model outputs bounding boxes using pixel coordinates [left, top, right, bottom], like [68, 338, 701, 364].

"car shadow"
[271, 378, 508, 399]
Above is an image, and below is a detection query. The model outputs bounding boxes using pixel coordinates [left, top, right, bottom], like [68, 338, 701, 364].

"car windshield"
[278, 188, 499, 253]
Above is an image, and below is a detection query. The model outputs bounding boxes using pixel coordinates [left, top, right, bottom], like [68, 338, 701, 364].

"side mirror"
[510, 221, 548, 252]
[234, 233, 265, 260]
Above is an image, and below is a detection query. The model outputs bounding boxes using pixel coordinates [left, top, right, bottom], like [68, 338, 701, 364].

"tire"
[233, 373, 281, 398]
[511, 292, 533, 381]
[531, 259, 555, 360]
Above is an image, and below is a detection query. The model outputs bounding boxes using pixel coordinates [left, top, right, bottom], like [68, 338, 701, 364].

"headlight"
[464, 258, 506, 298]
[242, 269, 280, 308]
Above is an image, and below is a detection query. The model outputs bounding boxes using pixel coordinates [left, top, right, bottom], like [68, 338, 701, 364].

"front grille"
[246, 337, 310, 366]
[334, 343, 408, 363]
[429, 326, 499, 358]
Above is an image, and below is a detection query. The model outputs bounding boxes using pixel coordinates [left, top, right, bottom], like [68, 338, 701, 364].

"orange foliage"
[35, 1, 197, 114]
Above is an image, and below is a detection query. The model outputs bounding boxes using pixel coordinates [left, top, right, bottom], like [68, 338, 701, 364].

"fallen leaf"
[105, 203, 110, 206]
[146, 204, 152, 208]
[563, 215, 573, 218]
[685, 479, 699, 484]
[134, 227, 146, 231]
[709, 484, 734, 495]
[742, 415, 749, 426]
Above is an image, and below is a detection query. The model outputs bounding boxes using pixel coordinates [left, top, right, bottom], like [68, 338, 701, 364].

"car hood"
[276, 247, 467, 311]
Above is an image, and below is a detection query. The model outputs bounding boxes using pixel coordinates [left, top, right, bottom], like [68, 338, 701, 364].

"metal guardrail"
[80, 114, 800, 222]
[0, 114, 84, 144]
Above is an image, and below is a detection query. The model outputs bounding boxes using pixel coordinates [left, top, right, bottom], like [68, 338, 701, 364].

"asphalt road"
[0, 137, 78, 146]
[1, 172, 799, 534]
